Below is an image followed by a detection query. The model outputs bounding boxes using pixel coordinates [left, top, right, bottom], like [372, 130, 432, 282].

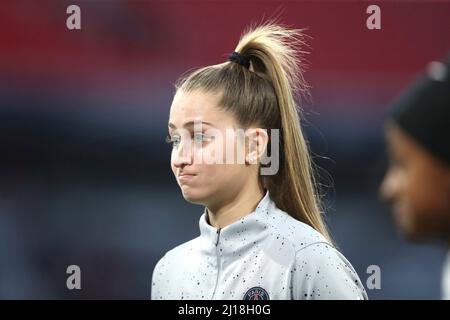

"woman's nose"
[380, 169, 398, 202]
[172, 140, 193, 168]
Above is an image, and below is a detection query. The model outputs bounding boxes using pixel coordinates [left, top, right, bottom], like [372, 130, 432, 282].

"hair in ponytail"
[174, 22, 332, 242]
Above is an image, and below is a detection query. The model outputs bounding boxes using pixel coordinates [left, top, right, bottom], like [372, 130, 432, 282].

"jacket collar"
[198, 189, 273, 252]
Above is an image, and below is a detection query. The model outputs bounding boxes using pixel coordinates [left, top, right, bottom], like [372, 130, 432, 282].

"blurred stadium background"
[1, 0, 449, 299]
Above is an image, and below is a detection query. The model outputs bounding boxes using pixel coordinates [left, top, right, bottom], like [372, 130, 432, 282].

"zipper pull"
[215, 228, 221, 246]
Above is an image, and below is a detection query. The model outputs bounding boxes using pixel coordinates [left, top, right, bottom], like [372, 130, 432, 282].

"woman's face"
[380, 122, 450, 242]
[168, 89, 253, 206]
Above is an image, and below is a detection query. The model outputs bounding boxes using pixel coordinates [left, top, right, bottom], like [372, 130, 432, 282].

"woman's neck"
[206, 185, 265, 229]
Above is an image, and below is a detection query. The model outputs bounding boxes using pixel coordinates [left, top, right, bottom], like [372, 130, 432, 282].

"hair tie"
[228, 51, 250, 69]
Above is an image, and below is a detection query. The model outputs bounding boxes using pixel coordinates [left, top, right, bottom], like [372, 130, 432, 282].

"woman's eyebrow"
[168, 121, 214, 130]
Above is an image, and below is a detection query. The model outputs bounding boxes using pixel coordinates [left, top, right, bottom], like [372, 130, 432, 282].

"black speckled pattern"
[151, 190, 368, 300]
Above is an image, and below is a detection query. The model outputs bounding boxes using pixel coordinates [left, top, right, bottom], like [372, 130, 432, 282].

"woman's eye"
[391, 154, 406, 168]
[165, 135, 180, 147]
[194, 133, 203, 142]
[165, 133, 210, 148]
[194, 132, 211, 143]
[194, 132, 209, 143]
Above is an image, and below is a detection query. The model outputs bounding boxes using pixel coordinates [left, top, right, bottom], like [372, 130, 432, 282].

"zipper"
[211, 228, 222, 299]
[215, 228, 221, 246]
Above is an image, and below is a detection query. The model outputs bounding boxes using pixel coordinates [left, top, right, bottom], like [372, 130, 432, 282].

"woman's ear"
[245, 128, 269, 165]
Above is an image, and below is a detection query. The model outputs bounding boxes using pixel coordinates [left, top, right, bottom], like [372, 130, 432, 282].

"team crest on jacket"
[243, 287, 270, 300]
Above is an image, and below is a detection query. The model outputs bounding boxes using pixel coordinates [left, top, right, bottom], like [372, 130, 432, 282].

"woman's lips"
[179, 174, 196, 182]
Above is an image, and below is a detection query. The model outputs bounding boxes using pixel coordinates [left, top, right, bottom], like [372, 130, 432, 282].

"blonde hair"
[174, 22, 332, 242]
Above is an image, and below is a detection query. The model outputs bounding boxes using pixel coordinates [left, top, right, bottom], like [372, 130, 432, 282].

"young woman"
[380, 56, 450, 298]
[151, 23, 367, 300]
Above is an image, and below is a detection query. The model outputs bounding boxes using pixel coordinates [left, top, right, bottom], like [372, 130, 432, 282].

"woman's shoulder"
[155, 236, 203, 265]
[268, 206, 331, 252]
[266, 208, 368, 299]
[151, 236, 202, 296]
[290, 240, 368, 299]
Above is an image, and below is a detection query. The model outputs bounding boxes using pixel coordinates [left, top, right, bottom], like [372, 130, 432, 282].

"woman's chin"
[180, 188, 205, 205]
